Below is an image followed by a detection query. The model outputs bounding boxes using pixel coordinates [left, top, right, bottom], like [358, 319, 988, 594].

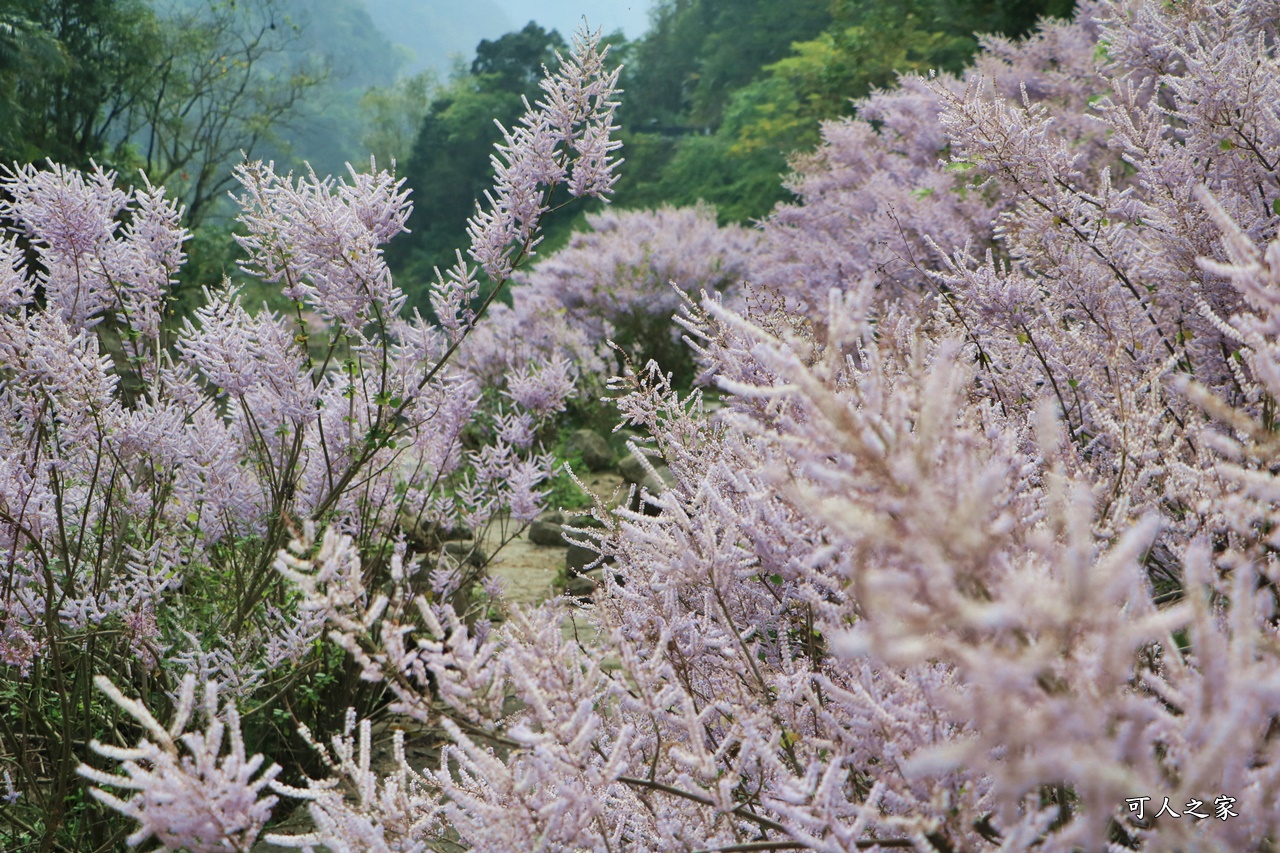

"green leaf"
[768, 573, 784, 586]
[910, 186, 935, 200]
[1273, 198, 1280, 216]
[1067, 378, 1079, 389]
[1220, 138, 1235, 151]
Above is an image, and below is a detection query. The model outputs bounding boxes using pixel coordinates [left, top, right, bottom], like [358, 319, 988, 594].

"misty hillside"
[364, 0, 515, 75]
[364, 0, 652, 76]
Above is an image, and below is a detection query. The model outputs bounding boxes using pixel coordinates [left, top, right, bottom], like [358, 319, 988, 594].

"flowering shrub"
[0, 26, 620, 848]
[463, 203, 762, 397]
[80, 676, 282, 852]
[5, 3, 1280, 851]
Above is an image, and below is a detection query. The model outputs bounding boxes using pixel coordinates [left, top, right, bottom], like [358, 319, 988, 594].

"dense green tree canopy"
[621, 0, 833, 131]
[0, 6, 67, 159]
[610, 0, 1080, 223]
[472, 20, 567, 88]
[0, 0, 159, 167]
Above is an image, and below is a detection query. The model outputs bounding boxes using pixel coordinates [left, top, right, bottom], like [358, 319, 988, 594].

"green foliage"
[0, 0, 159, 168]
[359, 70, 439, 169]
[544, 453, 596, 511]
[249, 0, 407, 181]
[613, 0, 1079, 225]
[617, 131, 791, 224]
[621, 0, 833, 130]
[0, 7, 65, 160]
[472, 21, 566, 88]
[129, 0, 332, 226]
[0, 0, 402, 229]
[390, 82, 526, 306]
[388, 22, 612, 312]
[0, 609, 160, 849]
[727, 9, 969, 157]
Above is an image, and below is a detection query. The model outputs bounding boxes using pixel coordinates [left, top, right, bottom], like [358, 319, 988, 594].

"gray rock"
[560, 514, 612, 573]
[617, 453, 652, 486]
[584, 566, 618, 588]
[614, 428, 645, 448]
[618, 454, 675, 515]
[565, 541, 607, 574]
[443, 540, 486, 567]
[528, 518, 565, 546]
[564, 512, 605, 529]
[564, 574, 598, 598]
[251, 805, 330, 852]
[398, 510, 472, 551]
[565, 428, 613, 471]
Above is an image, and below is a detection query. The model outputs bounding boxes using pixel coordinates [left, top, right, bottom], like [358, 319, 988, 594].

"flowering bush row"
[4, 2, 1280, 851]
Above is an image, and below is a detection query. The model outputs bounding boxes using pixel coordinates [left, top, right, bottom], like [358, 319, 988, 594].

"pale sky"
[365, 0, 655, 77]
[492, 0, 653, 39]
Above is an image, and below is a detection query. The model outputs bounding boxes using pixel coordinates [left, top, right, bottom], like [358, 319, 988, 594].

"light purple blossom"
[235, 160, 410, 336]
[80, 676, 281, 852]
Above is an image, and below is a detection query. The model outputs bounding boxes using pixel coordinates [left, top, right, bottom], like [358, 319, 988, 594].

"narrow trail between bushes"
[490, 470, 625, 599]
[253, 468, 626, 851]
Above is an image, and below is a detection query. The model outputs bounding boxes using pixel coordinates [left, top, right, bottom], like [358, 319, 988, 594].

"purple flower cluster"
[4, 4, 1279, 851]
[2, 25, 625, 847]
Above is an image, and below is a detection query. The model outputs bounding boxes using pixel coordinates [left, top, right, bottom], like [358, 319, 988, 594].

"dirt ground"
[486, 469, 624, 605]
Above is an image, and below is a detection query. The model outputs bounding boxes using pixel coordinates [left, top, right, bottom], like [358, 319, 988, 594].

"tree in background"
[359, 69, 438, 169]
[389, 23, 585, 307]
[3, 0, 318, 202]
[0, 0, 158, 168]
[0, 7, 65, 160]
[127, 0, 325, 227]
[614, 0, 1078, 223]
[252, 0, 406, 182]
[621, 0, 833, 131]
[726, 0, 1079, 158]
[0, 0, 408, 228]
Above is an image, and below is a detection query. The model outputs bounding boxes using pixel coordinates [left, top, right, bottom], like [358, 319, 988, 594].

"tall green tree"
[0, 6, 65, 160]
[359, 70, 439, 170]
[616, 0, 1081, 224]
[125, 0, 325, 226]
[1, 0, 159, 167]
[0, 0, 338, 228]
[726, 0, 1081, 159]
[611, 0, 833, 220]
[389, 23, 574, 304]
[620, 0, 833, 131]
